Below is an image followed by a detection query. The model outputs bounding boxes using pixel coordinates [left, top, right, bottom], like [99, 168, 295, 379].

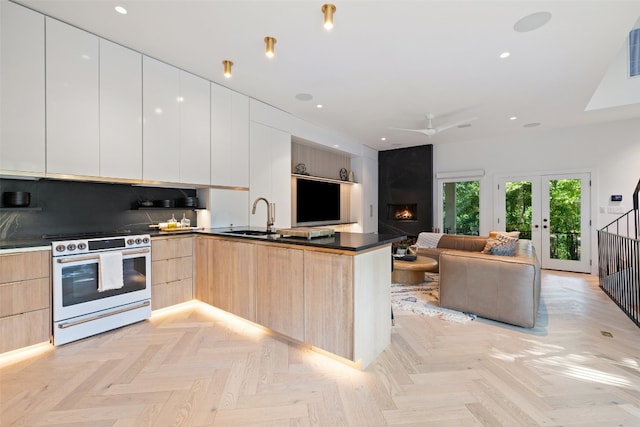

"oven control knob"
[56, 244, 66, 252]
[135, 238, 142, 245]
[77, 242, 87, 250]
[66, 243, 76, 251]
[142, 237, 150, 244]
[127, 238, 134, 246]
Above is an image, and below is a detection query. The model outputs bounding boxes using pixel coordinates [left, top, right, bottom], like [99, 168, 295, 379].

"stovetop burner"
[42, 230, 133, 240]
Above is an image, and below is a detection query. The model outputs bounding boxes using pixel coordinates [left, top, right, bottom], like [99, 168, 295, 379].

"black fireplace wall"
[378, 145, 433, 237]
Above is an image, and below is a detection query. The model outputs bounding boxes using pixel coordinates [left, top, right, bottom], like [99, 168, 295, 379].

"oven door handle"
[57, 300, 151, 329]
[55, 248, 150, 264]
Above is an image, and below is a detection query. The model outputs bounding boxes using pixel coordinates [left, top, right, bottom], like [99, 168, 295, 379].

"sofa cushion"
[437, 234, 488, 252]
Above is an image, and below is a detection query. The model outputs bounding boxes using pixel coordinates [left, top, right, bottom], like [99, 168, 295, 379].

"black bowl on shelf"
[154, 199, 175, 208]
[3, 191, 31, 207]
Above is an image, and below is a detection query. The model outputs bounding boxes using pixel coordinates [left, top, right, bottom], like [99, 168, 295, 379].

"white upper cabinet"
[143, 56, 180, 183]
[0, 2, 45, 174]
[143, 57, 210, 184]
[46, 18, 100, 176]
[249, 122, 291, 229]
[211, 84, 249, 188]
[179, 71, 210, 185]
[99, 39, 142, 180]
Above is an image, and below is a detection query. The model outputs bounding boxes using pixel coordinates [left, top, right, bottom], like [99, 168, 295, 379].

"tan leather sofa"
[414, 235, 541, 328]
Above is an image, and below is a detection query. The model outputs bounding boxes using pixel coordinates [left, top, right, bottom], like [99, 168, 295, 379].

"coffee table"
[392, 256, 438, 285]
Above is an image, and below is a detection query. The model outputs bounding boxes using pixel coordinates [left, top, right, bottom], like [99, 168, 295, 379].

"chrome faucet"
[252, 197, 275, 233]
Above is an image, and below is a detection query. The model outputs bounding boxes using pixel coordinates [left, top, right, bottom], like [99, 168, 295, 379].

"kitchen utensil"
[154, 199, 175, 208]
[3, 191, 31, 207]
[176, 196, 198, 207]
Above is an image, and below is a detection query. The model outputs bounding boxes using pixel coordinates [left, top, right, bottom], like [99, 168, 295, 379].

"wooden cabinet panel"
[303, 251, 354, 360]
[0, 309, 50, 354]
[256, 245, 304, 341]
[0, 249, 51, 353]
[0, 278, 49, 317]
[152, 236, 193, 261]
[151, 237, 194, 310]
[195, 237, 256, 322]
[151, 278, 193, 310]
[152, 256, 192, 285]
[0, 250, 50, 283]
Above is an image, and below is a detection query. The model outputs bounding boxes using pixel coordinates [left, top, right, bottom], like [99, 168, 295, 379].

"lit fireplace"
[387, 204, 417, 221]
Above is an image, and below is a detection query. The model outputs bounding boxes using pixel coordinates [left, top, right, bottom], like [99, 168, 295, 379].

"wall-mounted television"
[295, 178, 341, 225]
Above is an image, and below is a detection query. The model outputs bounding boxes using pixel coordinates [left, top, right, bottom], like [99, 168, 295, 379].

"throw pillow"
[415, 232, 444, 248]
[489, 234, 518, 256]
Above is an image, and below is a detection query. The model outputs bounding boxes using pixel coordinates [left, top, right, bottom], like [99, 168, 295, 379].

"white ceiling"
[13, 0, 640, 151]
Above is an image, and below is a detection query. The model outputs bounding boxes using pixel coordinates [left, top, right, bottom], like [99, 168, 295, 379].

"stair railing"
[597, 178, 640, 327]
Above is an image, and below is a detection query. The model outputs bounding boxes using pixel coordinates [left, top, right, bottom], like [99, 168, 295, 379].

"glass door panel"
[497, 173, 590, 273]
[442, 180, 479, 235]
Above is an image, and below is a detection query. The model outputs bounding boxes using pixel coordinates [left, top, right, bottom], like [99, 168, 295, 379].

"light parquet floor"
[1, 270, 640, 426]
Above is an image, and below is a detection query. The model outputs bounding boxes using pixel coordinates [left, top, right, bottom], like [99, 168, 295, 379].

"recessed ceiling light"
[523, 122, 541, 128]
[381, 137, 387, 141]
[509, 116, 518, 121]
[316, 104, 323, 109]
[295, 93, 313, 101]
[499, 52, 510, 59]
[514, 12, 552, 33]
[115, 6, 127, 14]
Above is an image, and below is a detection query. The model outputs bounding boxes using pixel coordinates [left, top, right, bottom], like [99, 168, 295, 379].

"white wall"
[434, 117, 640, 272]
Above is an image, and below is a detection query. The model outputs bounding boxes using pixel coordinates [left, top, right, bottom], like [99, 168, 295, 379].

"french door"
[495, 173, 591, 273]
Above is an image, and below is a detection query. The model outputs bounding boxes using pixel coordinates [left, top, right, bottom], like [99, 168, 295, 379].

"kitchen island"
[195, 229, 404, 369]
[0, 228, 403, 368]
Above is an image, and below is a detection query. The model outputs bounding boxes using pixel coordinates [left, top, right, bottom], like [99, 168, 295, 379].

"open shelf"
[0, 207, 42, 212]
[291, 173, 357, 185]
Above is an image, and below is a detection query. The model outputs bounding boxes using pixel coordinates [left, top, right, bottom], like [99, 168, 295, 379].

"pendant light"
[321, 4, 336, 30]
[222, 60, 233, 78]
[264, 36, 277, 58]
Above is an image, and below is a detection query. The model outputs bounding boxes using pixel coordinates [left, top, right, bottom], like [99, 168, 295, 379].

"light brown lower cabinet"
[195, 237, 257, 322]
[303, 250, 354, 360]
[195, 235, 392, 368]
[151, 236, 194, 310]
[0, 249, 51, 353]
[256, 245, 304, 341]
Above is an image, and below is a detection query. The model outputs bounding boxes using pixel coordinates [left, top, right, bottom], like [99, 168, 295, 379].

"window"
[442, 180, 479, 235]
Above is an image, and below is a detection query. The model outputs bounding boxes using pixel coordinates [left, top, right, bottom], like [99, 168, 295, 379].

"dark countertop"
[0, 227, 405, 253]
[0, 237, 51, 251]
[195, 227, 405, 252]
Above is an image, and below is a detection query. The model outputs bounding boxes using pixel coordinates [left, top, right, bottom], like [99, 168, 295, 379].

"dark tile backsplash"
[0, 178, 198, 240]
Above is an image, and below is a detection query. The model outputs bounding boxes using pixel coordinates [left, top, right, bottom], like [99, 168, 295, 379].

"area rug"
[391, 273, 476, 323]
